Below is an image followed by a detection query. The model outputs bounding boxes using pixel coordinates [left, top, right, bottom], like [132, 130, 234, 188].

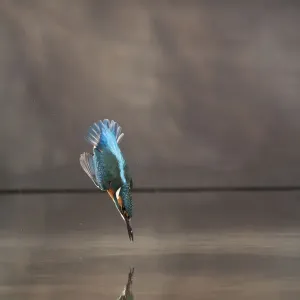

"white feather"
[116, 187, 121, 200]
[79, 152, 99, 189]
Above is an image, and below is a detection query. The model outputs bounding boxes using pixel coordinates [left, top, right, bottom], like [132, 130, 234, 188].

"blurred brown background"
[0, 0, 300, 299]
[1, 0, 300, 189]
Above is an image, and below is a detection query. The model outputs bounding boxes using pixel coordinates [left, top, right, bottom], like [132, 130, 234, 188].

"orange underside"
[107, 189, 115, 202]
[107, 188, 123, 208]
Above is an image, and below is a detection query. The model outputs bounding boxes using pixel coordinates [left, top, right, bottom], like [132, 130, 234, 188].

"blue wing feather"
[85, 119, 126, 183]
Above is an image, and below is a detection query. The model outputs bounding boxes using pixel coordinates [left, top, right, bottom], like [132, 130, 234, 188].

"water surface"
[0, 192, 299, 299]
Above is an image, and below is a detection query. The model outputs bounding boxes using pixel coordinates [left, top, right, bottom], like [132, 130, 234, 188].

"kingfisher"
[79, 119, 134, 241]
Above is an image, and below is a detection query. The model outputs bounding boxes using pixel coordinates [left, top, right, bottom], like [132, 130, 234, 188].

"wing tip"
[79, 152, 94, 179]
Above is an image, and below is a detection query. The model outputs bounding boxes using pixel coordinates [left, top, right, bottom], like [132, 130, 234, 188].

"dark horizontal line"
[1, 186, 300, 195]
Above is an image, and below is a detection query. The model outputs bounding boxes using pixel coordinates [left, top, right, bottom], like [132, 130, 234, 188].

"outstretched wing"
[79, 152, 101, 189]
[81, 119, 126, 192]
[85, 119, 126, 181]
[93, 147, 122, 189]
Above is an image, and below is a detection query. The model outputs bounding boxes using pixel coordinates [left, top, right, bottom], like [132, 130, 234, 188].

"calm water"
[0, 192, 300, 299]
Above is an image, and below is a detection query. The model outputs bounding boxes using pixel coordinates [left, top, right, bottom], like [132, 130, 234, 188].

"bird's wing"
[101, 148, 122, 184]
[85, 119, 125, 180]
[86, 148, 122, 193]
[123, 162, 133, 188]
[82, 119, 126, 193]
[79, 152, 101, 189]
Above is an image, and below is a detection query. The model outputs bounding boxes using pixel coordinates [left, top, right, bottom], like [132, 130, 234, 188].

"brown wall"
[0, 0, 299, 189]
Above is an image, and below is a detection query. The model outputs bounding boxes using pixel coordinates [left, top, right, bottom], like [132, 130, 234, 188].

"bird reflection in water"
[117, 267, 135, 300]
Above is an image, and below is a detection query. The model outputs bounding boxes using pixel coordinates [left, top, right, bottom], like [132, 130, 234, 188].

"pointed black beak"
[125, 217, 134, 242]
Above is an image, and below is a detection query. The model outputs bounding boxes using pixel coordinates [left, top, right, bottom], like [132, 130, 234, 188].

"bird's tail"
[85, 119, 124, 150]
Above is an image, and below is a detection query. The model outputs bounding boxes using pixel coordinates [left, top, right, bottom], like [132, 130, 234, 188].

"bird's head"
[115, 180, 133, 241]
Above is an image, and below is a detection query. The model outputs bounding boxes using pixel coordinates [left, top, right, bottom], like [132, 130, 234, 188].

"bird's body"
[80, 119, 134, 241]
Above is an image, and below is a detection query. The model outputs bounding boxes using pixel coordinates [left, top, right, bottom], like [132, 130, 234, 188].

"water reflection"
[117, 268, 134, 300]
[1, 193, 300, 299]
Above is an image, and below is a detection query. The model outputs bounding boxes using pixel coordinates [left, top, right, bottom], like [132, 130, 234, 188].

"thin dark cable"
[0, 186, 300, 195]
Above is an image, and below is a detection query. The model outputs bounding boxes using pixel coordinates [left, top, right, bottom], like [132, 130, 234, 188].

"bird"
[79, 119, 134, 241]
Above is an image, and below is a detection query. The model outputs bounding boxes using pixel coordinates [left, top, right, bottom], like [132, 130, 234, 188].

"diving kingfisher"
[79, 119, 134, 241]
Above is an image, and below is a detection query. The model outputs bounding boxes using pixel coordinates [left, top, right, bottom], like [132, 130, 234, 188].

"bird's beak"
[125, 217, 134, 242]
[108, 187, 133, 242]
